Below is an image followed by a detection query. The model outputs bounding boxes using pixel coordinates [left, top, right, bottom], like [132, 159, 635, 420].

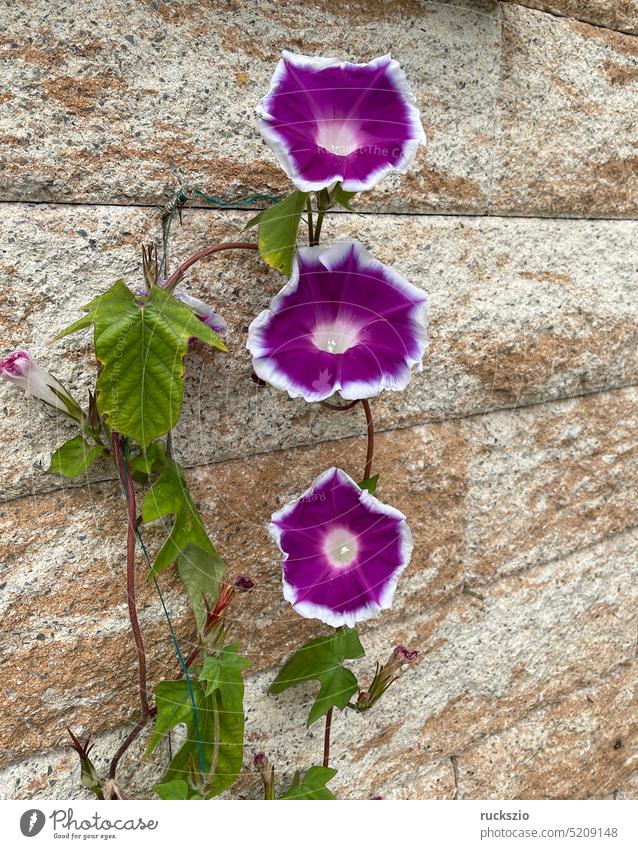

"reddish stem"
[163, 241, 258, 290]
[319, 399, 360, 412]
[108, 716, 148, 779]
[361, 399, 374, 480]
[107, 618, 206, 777]
[323, 707, 333, 768]
[112, 433, 150, 720]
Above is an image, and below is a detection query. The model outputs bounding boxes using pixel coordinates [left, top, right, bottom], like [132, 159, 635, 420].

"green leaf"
[178, 544, 225, 631]
[153, 646, 250, 798]
[147, 679, 205, 755]
[200, 643, 252, 698]
[141, 459, 218, 578]
[245, 190, 307, 276]
[307, 666, 359, 726]
[270, 628, 364, 726]
[48, 436, 104, 478]
[53, 311, 95, 341]
[69, 280, 225, 448]
[279, 766, 337, 800]
[197, 643, 251, 798]
[154, 780, 194, 800]
[332, 183, 357, 212]
[358, 474, 379, 494]
[149, 680, 222, 797]
[130, 441, 167, 476]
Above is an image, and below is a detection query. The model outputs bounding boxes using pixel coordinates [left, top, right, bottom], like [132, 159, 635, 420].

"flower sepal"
[67, 728, 105, 800]
[331, 183, 357, 212]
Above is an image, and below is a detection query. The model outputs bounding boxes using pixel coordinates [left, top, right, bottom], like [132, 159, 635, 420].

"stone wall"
[0, 0, 637, 800]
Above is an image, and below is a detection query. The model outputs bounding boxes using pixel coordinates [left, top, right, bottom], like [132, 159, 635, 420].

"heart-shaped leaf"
[57, 280, 226, 448]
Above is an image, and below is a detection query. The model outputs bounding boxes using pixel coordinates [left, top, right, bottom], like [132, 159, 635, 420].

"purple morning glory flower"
[269, 467, 412, 627]
[247, 240, 428, 402]
[257, 52, 426, 192]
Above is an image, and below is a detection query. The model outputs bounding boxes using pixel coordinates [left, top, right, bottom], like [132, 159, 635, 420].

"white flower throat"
[315, 119, 361, 157]
[324, 527, 358, 568]
[312, 319, 360, 354]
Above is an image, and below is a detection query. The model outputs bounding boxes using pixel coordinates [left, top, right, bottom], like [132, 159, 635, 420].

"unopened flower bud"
[87, 390, 101, 432]
[234, 575, 254, 592]
[67, 728, 104, 799]
[1, 350, 82, 419]
[174, 291, 227, 337]
[254, 751, 275, 800]
[356, 644, 419, 713]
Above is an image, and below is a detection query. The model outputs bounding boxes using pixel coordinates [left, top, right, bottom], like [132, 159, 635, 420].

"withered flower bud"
[356, 644, 419, 712]
[254, 751, 275, 800]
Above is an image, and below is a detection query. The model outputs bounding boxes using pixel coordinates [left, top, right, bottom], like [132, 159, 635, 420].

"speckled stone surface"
[457, 661, 638, 799]
[2, 520, 637, 797]
[503, 1, 638, 35]
[0, 0, 500, 213]
[4, 2, 638, 219]
[491, 5, 638, 217]
[1, 205, 637, 500]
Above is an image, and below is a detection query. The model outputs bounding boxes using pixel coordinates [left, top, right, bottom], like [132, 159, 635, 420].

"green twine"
[160, 186, 280, 276]
[121, 439, 206, 777]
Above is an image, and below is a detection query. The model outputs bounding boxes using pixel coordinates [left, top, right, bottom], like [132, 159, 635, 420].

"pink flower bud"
[174, 291, 227, 336]
[0, 350, 80, 417]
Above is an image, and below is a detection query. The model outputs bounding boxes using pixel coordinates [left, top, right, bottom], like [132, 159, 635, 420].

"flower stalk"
[322, 707, 334, 768]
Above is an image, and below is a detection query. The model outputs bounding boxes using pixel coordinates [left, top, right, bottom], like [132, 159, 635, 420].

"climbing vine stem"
[164, 241, 258, 291]
[111, 432, 150, 720]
